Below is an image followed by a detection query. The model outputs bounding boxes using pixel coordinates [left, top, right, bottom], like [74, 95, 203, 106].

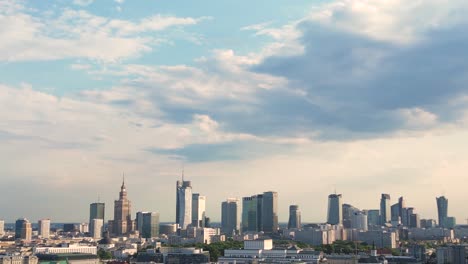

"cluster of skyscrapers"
[326, 193, 456, 229]
[4, 178, 457, 242]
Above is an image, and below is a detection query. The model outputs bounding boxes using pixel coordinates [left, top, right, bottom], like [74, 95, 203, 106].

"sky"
[1, 0, 468, 224]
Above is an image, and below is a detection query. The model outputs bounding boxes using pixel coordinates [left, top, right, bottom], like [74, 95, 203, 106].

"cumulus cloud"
[306, 0, 468, 44]
[0, 5, 206, 62]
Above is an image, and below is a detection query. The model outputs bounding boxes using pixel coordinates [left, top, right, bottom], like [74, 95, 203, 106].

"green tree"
[97, 249, 112, 260]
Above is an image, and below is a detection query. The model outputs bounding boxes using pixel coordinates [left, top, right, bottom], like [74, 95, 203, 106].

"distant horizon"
[1, 0, 468, 224]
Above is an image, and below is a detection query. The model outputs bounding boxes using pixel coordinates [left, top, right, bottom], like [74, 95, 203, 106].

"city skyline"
[0, 178, 461, 225]
[2, 0, 468, 224]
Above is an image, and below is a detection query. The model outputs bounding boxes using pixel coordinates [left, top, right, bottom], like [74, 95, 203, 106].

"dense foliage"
[97, 249, 113, 260]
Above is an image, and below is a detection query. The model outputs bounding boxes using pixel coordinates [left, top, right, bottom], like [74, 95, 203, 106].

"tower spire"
[121, 172, 126, 189]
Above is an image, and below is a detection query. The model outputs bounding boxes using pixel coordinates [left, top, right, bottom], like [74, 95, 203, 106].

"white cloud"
[306, 0, 468, 44]
[0, 5, 205, 62]
[399, 107, 438, 128]
[73, 0, 94, 6]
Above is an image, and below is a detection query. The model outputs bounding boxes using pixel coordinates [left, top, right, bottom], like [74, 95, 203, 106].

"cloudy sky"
[1, 0, 468, 224]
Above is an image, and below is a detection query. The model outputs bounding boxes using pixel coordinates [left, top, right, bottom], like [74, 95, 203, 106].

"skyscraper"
[38, 219, 50, 238]
[242, 194, 264, 232]
[351, 211, 368, 231]
[398, 197, 406, 217]
[436, 196, 448, 228]
[89, 202, 105, 235]
[391, 203, 400, 223]
[366, 209, 380, 227]
[176, 180, 192, 229]
[15, 218, 27, 239]
[221, 198, 241, 235]
[288, 205, 301, 229]
[192, 193, 206, 228]
[327, 194, 343, 225]
[112, 177, 134, 236]
[343, 204, 360, 228]
[136, 211, 148, 233]
[91, 219, 103, 239]
[15, 219, 32, 241]
[141, 212, 159, 238]
[262, 191, 278, 233]
[380, 194, 391, 225]
[90, 202, 105, 222]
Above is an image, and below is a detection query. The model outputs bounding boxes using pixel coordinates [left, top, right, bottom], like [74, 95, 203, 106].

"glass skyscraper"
[192, 193, 206, 228]
[288, 205, 301, 229]
[380, 194, 391, 225]
[327, 194, 343, 225]
[436, 196, 448, 227]
[221, 198, 241, 235]
[176, 180, 192, 229]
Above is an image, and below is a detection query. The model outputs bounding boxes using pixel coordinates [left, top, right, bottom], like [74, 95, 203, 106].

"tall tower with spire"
[176, 170, 192, 229]
[112, 176, 134, 236]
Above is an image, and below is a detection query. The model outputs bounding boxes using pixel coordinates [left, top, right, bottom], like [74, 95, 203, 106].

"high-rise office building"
[221, 198, 241, 235]
[398, 197, 406, 217]
[192, 193, 206, 228]
[141, 212, 159, 238]
[351, 211, 368, 231]
[15, 218, 27, 239]
[327, 194, 343, 225]
[366, 209, 380, 227]
[242, 194, 263, 232]
[391, 203, 400, 223]
[401, 207, 414, 227]
[89, 202, 105, 232]
[38, 219, 51, 238]
[15, 219, 32, 241]
[409, 213, 420, 228]
[91, 219, 104, 239]
[136, 211, 148, 233]
[343, 204, 359, 228]
[380, 194, 391, 225]
[112, 178, 134, 236]
[0, 220, 4, 236]
[176, 180, 192, 229]
[241, 192, 278, 233]
[288, 205, 301, 229]
[437, 196, 448, 228]
[262, 191, 278, 233]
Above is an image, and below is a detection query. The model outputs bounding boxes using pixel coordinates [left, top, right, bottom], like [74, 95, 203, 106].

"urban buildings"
[176, 179, 192, 229]
[0, 220, 4, 236]
[241, 191, 278, 233]
[221, 198, 241, 235]
[90, 218, 103, 239]
[327, 194, 343, 225]
[141, 212, 160, 238]
[89, 202, 105, 233]
[351, 211, 368, 231]
[366, 209, 380, 226]
[38, 219, 50, 238]
[342, 204, 359, 228]
[15, 218, 32, 241]
[380, 194, 391, 225]
[288, 205, 301, 229]
[242, 194, 263, 232]
[437, 196, 449, 227]
[262, 191, 279, 233]
[110, 178, 134, 236]
[192, 193, 206, 228]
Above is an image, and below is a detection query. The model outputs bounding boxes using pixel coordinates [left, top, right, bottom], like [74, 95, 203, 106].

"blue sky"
[1, 0, 468, 223]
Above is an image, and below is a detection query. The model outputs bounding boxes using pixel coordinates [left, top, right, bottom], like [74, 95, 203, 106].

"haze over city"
[2, 0, 468, 224]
